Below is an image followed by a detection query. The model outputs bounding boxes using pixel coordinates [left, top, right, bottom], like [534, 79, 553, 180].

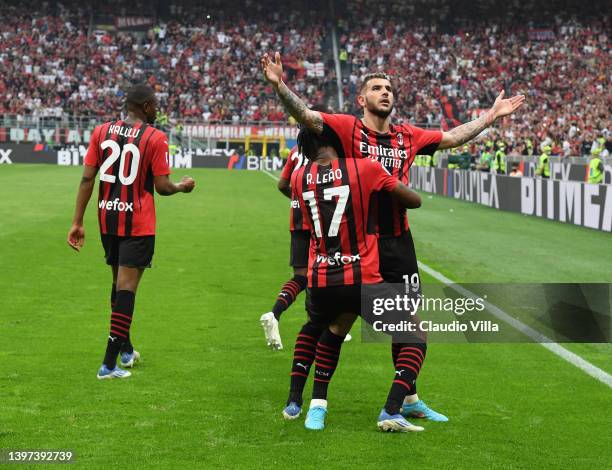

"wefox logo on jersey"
[98, 198, 134, 212]
[316, 253, 360, 266]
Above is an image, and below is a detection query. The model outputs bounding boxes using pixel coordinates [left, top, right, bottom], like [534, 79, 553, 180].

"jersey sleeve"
[280, 146, 297, 180]
[290, 165, 301, 197]
[409, 125, 443, 156]
[83, 125, 102, 167]
[150, 131, 171, 176]
[290, 167, 309, 223]
[362, 158, 399, 193]
[320, 113, 357, 157]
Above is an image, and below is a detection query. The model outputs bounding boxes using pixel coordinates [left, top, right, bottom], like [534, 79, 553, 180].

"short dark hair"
[126, 84, 155, 108]
[359, 72, 392, 93]
[297, 128, 330, 161]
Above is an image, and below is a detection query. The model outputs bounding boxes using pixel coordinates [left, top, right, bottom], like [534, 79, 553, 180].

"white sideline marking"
[260, 169, 612, 388]
[418, 262, 612, 388]
[261, 168, 280, 181]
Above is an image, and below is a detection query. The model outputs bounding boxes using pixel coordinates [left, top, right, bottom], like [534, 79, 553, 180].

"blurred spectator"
[509, 163, 523, 177]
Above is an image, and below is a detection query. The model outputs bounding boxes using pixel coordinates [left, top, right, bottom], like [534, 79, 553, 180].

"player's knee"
[115, 277, 139, 292]
[116, 283, 137, 293]
[116, 267, 144, 292]
[303, 320, 325, 337]
[293, 267, 307, 278]
[329, 314, 356, 337]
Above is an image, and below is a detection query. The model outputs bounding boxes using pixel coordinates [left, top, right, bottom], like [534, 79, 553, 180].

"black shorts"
[101, 234, 155, 268]
[305, 285, 362, 326]
[378, 231, 420, 284]
[290, 230, 310, 268]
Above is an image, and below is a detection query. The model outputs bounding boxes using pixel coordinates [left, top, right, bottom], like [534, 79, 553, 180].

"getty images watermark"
[360, 283, 611, 343]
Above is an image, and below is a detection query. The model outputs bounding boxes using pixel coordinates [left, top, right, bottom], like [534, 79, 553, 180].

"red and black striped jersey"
[320, 113, 442, 237]
[280, 145, 310, 231]
[83, 120, 170, 236]
[291, 158, 399, 288]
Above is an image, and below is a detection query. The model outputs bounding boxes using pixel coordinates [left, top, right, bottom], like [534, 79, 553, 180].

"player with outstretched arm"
[262, 51, 524, 424]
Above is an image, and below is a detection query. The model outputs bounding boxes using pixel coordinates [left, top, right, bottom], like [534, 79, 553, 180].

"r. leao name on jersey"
[306, 168, 343, 185]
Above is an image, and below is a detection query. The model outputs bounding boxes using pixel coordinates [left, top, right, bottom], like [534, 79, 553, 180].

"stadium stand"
[0, 0, 609, 155]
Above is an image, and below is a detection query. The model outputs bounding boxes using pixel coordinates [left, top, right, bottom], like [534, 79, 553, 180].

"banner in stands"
[527, 29, 555, 41]
[0, 144, 285, 172]
[0, 125, 300, 144]
[182, 124, 299, 140]
[114, 16, 155, 30]
[409, 167, 611, 232]
[303, 61, 325, 78]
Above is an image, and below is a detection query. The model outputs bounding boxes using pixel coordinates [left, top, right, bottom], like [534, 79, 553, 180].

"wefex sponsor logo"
[98, 198, 134, 212]
[316, 253, 360, 266]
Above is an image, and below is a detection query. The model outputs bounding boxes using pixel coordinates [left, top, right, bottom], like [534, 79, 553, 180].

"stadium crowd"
[336, 0, 610, 156]
[0, 0, 609, 155]
[0, 0, 333, 123]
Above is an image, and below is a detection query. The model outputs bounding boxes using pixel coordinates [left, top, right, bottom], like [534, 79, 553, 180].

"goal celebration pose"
[286, 126, 424, 431]
[262, 51, 524, 428]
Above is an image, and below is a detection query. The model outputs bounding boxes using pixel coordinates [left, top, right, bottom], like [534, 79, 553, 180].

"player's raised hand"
[261, 52, 283, 86]
[491, 90, 526, 120]
[67, 223, 85, 252]
[180, 175, 195, 193]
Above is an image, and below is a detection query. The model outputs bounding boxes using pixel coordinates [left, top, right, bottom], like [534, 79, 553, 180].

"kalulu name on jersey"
[108, 124, 141, 139]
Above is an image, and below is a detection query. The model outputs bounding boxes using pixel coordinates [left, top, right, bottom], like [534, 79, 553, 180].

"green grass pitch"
[1, 165, 611, 468]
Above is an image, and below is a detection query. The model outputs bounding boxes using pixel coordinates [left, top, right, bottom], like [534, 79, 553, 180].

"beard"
[367, 99, 393, 119]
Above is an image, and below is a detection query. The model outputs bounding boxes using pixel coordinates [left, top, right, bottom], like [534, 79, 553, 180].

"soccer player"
[259, 142, 308, 350]
[67, 84, 195, 380]
[262, 51, 525, 423]
[287, 125, 423, 431]
[260, 106, 355, 350]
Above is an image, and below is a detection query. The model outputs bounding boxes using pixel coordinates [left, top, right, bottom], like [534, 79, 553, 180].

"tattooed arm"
[261, 52, 323, 134]
[67, 164, 98, 251]
[439, 90, 525, 150]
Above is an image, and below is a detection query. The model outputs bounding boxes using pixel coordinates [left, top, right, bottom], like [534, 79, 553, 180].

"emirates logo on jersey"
[359, 141, 408, 159]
